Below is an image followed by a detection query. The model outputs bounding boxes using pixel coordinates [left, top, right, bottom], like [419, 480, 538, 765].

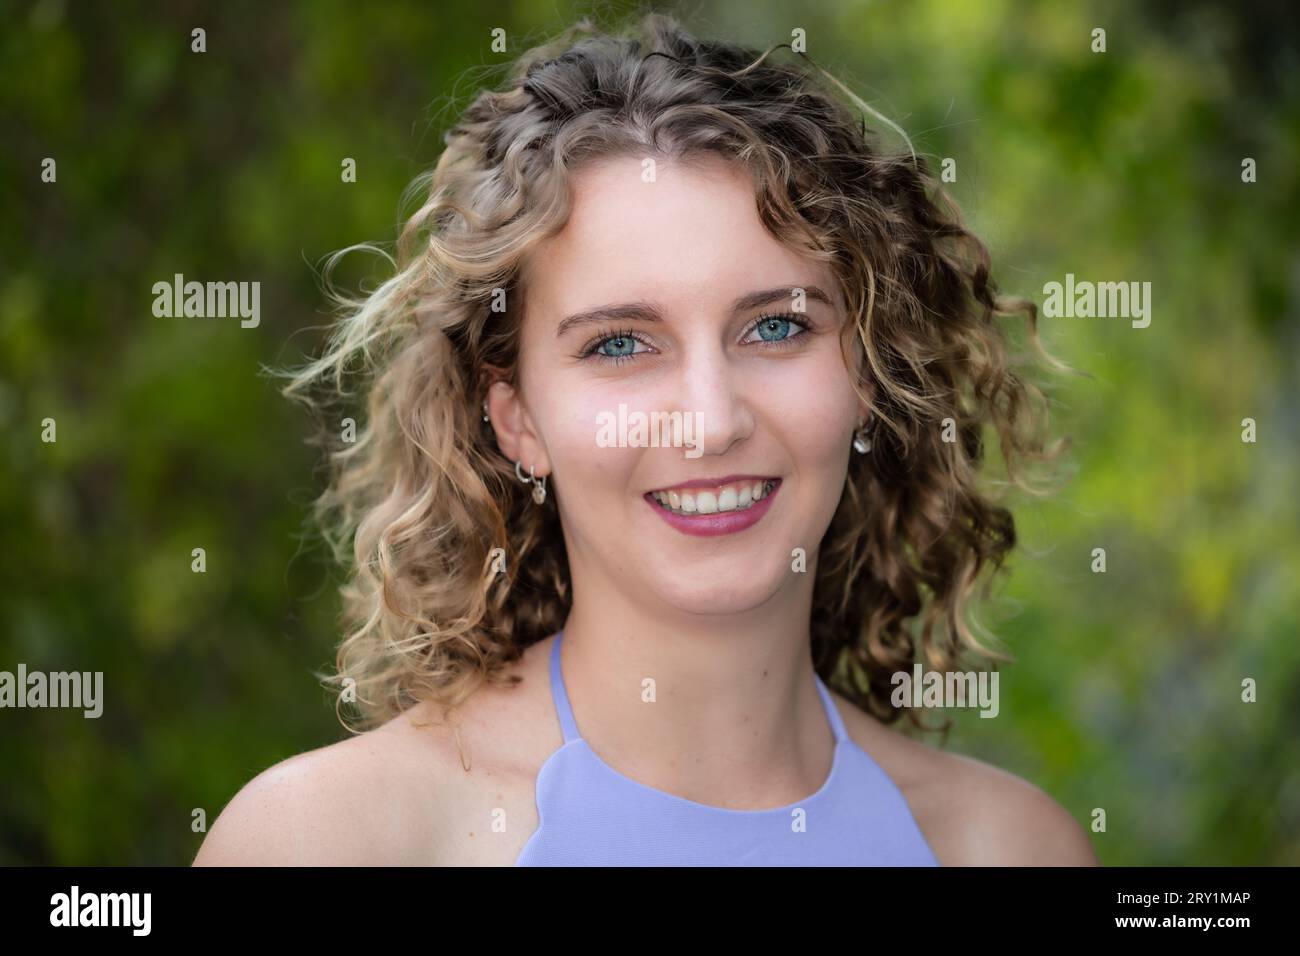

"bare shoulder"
[193, 641, 556, 866]
[192, 704, 459, 866]
[828, 690, 1100, 866]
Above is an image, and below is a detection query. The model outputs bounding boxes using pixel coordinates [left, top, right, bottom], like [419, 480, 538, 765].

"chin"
[648, 575, 785, 616]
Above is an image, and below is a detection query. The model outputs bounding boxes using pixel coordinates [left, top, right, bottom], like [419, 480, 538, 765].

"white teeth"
[649, 479, 776, 517]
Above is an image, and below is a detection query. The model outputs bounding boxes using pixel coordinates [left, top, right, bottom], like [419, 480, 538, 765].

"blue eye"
[579, 313, 812, 366]
[578, 329, 652, 366]
[744, 313, 811, 345]
[595, 334, 644, 358]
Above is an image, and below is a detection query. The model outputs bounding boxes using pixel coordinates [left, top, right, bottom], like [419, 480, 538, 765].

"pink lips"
[644, 479, 781, 537]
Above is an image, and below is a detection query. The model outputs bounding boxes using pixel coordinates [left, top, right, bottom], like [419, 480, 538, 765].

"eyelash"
[578, 312, 813, 366]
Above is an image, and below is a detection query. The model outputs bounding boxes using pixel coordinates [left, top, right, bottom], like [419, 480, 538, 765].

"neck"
[556, 562, 837, 810]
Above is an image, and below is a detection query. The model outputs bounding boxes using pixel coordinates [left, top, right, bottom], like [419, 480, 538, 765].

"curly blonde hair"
[280, 10, 1073, 736]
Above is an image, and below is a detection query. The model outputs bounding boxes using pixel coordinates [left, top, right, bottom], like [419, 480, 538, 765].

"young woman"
[195, 12, 1097, 866]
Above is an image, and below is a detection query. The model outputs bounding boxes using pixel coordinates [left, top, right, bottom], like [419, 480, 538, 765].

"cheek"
[536, 385, 641, 490]
[752, 353, 859, 453]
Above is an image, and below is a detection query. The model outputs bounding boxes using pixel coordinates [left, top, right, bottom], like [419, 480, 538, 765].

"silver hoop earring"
[852, 420, 872, 454]
[514, 460, 548, 505]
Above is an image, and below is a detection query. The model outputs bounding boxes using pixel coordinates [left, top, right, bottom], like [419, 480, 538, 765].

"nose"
[674, 337, 754, 458]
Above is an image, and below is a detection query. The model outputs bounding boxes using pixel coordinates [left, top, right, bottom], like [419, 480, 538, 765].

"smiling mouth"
[647, 478, 779, 517]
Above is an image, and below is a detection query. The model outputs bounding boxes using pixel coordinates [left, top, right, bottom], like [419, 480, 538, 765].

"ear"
[850, 363, 875, 427]
[859, 380, 875, 425]
[840, 313, 875, 424]
[485, 380, 551, 476]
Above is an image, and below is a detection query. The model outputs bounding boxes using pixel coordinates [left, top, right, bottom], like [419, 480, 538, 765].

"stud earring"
[852, 419, 872, 454]
[515, 459, 548, 505]
[482, 401, 490, 423]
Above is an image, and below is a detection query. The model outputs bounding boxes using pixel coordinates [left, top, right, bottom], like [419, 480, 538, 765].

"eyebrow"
[554, 285, 834, 338]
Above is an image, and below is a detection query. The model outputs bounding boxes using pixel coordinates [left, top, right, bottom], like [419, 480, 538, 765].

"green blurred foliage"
[1, 0, 1296, 864]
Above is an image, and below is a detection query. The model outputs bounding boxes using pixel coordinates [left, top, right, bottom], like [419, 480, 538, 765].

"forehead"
[521, 154, 833, 318]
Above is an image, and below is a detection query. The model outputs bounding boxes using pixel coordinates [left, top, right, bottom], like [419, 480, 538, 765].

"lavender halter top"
[515, 630, 939, 866]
